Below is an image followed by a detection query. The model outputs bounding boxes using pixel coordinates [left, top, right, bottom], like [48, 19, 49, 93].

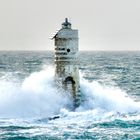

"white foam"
[0, 67, 72, 118]
[0, 67, 139, 119]
[78, 78, 140, 113]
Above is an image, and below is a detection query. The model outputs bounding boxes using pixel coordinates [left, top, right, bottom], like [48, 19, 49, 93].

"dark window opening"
[67, 49, 70, 53]
[64, 76, 75, 84]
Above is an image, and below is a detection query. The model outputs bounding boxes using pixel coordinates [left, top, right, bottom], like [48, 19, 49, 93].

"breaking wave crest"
[78, 78, 140, 113]
[0, 67, 139, 119]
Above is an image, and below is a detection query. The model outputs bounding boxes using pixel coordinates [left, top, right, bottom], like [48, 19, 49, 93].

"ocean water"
[0, 51, 139, 140]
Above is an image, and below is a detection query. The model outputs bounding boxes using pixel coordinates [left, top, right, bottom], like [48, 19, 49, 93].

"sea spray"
[0, 67, 72, 118]
[78, 78, 140, 113]
[56, 78, 140, 124]
[0, 51, 140, 139]
[0, 67, 139, 120]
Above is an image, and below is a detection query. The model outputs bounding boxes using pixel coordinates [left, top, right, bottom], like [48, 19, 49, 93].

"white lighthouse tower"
[52, 18, 80, 107]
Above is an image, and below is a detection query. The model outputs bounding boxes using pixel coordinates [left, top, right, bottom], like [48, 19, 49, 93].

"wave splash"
[0, 67, 139, 119]
[0, 67, 72, 118]
[79, 78, 140, 113]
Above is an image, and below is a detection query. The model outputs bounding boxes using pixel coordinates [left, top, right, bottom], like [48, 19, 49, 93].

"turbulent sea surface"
[0, 51, 140, 139]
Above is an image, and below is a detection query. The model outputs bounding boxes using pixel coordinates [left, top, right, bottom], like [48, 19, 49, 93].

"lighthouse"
[52, 18, 80, 107]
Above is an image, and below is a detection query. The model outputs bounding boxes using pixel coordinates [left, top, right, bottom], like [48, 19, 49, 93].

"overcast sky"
[0, 0, 140, 51]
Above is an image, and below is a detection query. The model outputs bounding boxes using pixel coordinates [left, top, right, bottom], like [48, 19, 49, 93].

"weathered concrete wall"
[54, 20, 79, 107]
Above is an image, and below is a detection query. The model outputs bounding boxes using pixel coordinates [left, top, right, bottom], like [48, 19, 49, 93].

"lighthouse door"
[64, 76, 76, 98]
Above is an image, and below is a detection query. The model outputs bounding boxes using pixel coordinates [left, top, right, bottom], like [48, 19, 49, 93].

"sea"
[0, 51, 139, 140]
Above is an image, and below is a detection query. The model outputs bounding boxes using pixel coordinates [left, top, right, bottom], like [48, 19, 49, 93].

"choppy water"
[0, 51, 140, 139]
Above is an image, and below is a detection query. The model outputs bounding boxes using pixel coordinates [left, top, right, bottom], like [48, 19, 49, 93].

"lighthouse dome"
[62, 18, 71, 29]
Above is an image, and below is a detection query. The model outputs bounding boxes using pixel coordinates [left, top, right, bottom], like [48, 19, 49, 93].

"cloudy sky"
[0, 0, 140, 51]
